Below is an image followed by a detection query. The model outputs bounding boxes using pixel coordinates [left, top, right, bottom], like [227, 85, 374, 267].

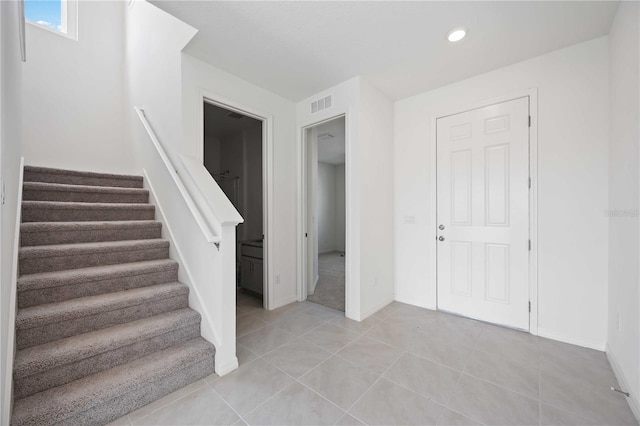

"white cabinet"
[240, 243, 263, 295]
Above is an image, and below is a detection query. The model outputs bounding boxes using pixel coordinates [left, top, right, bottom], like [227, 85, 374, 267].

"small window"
[25, 0, 77, 40]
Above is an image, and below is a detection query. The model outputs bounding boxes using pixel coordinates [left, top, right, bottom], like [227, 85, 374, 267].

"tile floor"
[111, 293, 637, 425]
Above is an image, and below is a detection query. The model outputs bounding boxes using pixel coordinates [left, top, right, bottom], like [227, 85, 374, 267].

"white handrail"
[134, 106, 220, 244]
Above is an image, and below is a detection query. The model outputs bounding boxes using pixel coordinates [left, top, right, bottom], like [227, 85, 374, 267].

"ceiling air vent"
[311, 95, 333, 114]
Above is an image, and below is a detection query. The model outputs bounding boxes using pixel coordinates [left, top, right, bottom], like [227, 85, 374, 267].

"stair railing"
[133, 106, 242, 376]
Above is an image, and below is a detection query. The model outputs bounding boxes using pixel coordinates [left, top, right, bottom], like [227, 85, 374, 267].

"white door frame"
[299, 113, 350, 314]
[197, 92, 274, 310]
[430, 89, 539, 335]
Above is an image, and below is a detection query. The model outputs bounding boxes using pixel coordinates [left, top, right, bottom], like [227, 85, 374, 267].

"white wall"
[181, 54, 297, 309]
[394, 37, 610, 349]
[318, 162, 337, 253]
[22, 1, 134, 174]
[0, 1, 23, 422]
[297, 77, 395, 320]
[243, 124, 263, 242]
[607, 2, 639, 419]
[335, 164, 346, 252]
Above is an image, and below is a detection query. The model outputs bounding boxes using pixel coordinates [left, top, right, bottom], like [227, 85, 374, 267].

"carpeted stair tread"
[20, 220, 162, 246]
[16, 282, 188, 331]
[11, 338, 215, 426]
[14, 308, 201, 379]
[17, 259, 179, 308]
[22, 201, 155, 222]
[18, 259, 177, 293]
[23, 182, 149, 203]
[19, 239, 170, 274]
[24, 165, 143, 188]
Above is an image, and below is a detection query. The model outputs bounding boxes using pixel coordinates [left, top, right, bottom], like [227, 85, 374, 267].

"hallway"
[307, 251, 346, 312]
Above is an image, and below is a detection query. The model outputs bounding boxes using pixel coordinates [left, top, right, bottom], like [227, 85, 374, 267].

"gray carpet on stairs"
[11, 166, 215, 426]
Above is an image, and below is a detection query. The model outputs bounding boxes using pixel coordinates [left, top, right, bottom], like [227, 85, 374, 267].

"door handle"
[439, 224, 445, 230]
[438, 236, 445, 242]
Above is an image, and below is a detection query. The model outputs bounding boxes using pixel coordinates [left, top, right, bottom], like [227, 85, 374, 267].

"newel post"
[214, 224, 239, 376]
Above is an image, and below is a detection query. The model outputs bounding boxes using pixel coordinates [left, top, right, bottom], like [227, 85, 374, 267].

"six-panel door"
[436, 96, 530, 330]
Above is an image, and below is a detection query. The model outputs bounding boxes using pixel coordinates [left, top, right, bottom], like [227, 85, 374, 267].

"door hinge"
[528, 240, 531, 251]
[305, 233, 308, 238]
[528, 301, 531, 312]
[528, 177, 532, 189]
[528, 116, 531, 127]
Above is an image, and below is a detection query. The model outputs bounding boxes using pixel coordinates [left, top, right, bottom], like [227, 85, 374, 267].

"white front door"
[436, 97, 530, 330]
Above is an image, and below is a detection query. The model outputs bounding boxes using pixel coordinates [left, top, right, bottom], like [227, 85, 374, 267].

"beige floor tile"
[236, 343, 258, 367]
[384, 352, 460, 404]
[271, 310, 326, 335]
[447, 374, 539, 426]
[133, 385, 240, 425]
[335, 413, 366, 426]
[350, 378, 445, 425]
[475, 324, 539, 367]
[213, 358, 294, 415]
[262, 338, 332, 378]
[337, 336, 403, 374]
[243, 382, 344, 425]
[332, 315, 381, 334]
[299, 356, 378, 410]
[403, 327, 475, 371]
[203, 372, 220, 386]
[540, 404, 602, 426]
[364, 319, 424, 349]
[237, 314, 268, 337]
[127, 379, 208, 421]
[540, 363, 637, 425]
[237, 324, 296, 356]
[436, 409, 481, 426]
[301, 323, 360, 353]
[464, 348, 539, 399]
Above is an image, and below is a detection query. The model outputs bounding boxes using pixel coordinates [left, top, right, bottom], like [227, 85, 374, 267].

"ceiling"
[152, 1, 618, 101]
[316, 117, 346, 165]
[204, 102, 261, 139]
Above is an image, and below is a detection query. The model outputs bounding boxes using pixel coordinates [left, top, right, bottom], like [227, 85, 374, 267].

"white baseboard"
[537, 327, 606, 351]
[606, 344, 640, 423]
[270, 296, 298, 310]
[359, 297, 394, 321]
[215, 356, 239, 377]
[393, 296, 437, 311]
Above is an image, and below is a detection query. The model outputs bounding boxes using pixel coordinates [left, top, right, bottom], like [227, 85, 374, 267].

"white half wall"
[335, 164, 346, 252]
[394, 37, 610, 349]
[0, 2, 23, 422]
[607, 1, 639, 419]
[21, 1, 134, 174]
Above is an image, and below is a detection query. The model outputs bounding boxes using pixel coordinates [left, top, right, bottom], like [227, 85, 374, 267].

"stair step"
[18, 259, 179, 308]
[19, 239, 170, 274]
[14, 308, 201, 399]
[23, 182, 149, 204]
[20, 220, 162, 247]
[16, 282, 189, 349]
[22, 201, 155, 222]
[11, 338, 215, 426]
[24, 165, 143, 189]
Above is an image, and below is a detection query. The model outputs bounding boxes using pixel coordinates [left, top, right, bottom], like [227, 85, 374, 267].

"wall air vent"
[311, 95, 333, 114]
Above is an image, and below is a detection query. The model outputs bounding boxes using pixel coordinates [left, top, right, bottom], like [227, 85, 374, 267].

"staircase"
[11, 166, 216, 426]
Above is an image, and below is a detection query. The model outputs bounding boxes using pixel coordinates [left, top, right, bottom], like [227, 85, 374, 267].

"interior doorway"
[202, 101, 266, 306]
[435, 96, 531, 330]
[303, 116, 346, 311]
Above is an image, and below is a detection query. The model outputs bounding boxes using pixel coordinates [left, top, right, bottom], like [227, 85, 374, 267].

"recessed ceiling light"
[447, 27, 467, 43]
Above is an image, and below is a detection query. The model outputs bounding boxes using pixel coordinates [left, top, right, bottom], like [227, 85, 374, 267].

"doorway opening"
[303, 116, 346, 311]
[203, 100, 266, 306]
